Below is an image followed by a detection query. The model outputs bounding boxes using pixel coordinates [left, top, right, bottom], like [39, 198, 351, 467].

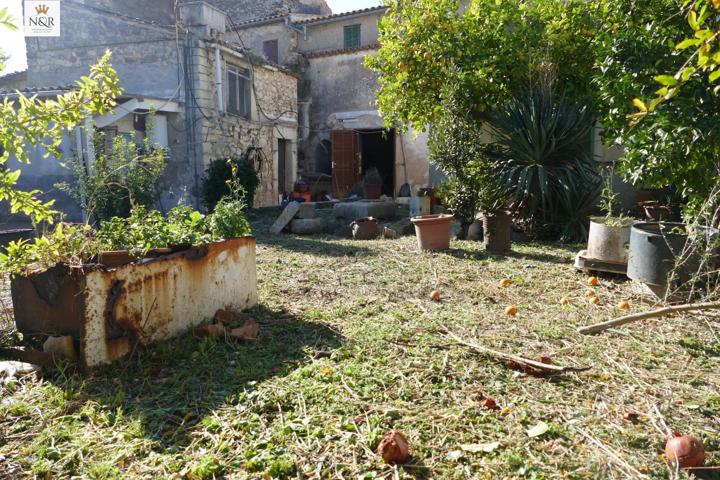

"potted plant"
[363, 167, 383, 200]
[586, 167, 634, 264]
[476, 156, 513, 253]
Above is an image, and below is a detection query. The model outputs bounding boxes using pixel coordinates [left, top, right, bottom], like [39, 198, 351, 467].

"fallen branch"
[440, 326, 592, 375]
[578, 302, 720, 335]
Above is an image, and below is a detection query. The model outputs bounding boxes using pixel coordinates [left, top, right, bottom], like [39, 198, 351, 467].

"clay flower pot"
[350, 217, 379, 240]
[411, 214, 454, 251]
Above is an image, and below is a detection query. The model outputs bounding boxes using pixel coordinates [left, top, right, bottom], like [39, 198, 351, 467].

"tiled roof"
[233, 13, 288, 28]
[303, 43, 381, 59]
[293, 6, 387, 25]
[0, 85, 76, 97]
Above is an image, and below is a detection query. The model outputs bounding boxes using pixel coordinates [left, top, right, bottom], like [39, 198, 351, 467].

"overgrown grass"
[1, 212, 718, 479]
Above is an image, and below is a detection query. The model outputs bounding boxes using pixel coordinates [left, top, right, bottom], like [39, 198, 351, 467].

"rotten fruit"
[665, 434, 705, 469]
[377, 431, 410, 464]
[430, 290, 441, 302]
[505, 306, 518, 316]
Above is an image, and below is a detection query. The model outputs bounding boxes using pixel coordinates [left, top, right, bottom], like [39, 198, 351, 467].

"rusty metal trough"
[11, 237, 257, 369]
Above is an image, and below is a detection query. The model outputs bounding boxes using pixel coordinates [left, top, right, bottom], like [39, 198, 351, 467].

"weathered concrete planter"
[11, 237, 257, 369]
[586, 217, 633, 265]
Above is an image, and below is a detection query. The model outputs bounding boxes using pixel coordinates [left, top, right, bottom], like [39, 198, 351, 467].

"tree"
[366, 0, 597, 131]
[0, 42, 121, 223]
[592, 0, 720, 214]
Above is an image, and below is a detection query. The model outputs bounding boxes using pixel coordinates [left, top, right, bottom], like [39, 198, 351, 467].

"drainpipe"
[74, 125, 88, 223]
[215, 46, 224, 115]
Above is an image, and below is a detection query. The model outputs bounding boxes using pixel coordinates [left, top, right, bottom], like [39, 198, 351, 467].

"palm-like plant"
[489, 88, 601, 231]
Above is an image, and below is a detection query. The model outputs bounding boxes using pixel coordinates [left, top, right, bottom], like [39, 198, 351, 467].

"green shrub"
[201, 157, 259, 212]
[57, 128, 166, 223]
[488, 85, 601, 241]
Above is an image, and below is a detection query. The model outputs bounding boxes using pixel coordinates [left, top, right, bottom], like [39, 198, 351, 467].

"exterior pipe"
[215, 46, 224, 114]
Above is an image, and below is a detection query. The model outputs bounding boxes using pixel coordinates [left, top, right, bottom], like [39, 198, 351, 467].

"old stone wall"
[232, 22, 299, 67]
[190, 43, 299, 207]
[297, 12, 383, 54]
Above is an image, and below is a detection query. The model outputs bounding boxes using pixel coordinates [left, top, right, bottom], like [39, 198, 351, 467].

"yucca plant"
[488, 87, 601, 240]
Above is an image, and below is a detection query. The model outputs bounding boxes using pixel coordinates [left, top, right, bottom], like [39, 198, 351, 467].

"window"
[344, 24, 361, 49]
[263, 39, 279, 64]
[227, 66, 251, 118]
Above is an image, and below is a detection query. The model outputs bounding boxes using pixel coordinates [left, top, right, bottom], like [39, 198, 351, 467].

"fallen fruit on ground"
[377, 431, 410, 464]
[585, 289, 597, 297]
[623, 411, 640, 422]
[505, 306, 518, 316]
[560, 297, 571, 305]
[588, 276, 600, 286]
[500, 277, 512, 287]
[481, 398, 498, 410]
[665, 434, 705, 469]
[539, 356, 553, 365]
[430, 290, 441, 302]
[590, 296, 601, 305]
[618, 300, 631, 310]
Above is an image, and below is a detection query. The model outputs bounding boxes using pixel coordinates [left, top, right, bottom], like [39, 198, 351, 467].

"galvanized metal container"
[586, 217, 633, 265]
[627, 223, 688, 287]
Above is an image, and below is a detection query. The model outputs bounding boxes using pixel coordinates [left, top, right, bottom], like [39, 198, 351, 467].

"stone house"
[232, 6, 432, 199]
[0, 0, 305, 222]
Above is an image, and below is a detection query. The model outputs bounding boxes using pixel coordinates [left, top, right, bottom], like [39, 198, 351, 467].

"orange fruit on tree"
[505, 306, 518, 316]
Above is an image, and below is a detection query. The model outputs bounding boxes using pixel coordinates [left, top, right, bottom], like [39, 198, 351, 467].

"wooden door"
[331, 130, 359, 198]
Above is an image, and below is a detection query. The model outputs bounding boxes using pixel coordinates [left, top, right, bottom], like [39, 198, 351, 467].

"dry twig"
[578, 302, 720, 335]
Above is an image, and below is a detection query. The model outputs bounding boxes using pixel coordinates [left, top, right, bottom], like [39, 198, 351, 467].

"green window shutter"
[344, 25, 361, 49]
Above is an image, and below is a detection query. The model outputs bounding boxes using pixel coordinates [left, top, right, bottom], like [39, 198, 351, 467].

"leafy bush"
[488, 86, 601, 240]
[201, 157, 259, 212]
[57, 128, 166, 223]
[429, 84, 509, 234]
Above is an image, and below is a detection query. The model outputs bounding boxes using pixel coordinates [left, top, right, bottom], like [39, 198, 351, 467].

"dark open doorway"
[359, 129, 395, 197]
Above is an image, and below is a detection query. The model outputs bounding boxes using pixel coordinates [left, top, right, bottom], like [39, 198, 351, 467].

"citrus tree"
[366, 0, 597, 130]
[593, 0, 720, 214]
[0, 27, 120, 223]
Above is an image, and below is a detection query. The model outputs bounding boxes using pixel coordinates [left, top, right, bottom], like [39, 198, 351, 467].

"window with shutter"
[344, 24, 361, 49]
[263, 39, 279, 64]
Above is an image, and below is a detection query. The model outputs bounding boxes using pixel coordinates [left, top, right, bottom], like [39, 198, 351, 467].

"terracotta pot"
[483, 212, 512, 253]
[411, 214, 454, 251]
[364, 183, 382, 199]
[350, 217, 379, 240]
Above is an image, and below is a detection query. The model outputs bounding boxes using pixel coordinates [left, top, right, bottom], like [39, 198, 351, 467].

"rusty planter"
[11, 237, 257, 369]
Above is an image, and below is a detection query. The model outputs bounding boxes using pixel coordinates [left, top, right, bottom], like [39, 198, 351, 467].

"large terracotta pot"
[411, 214, 454, 251]
[364, 183, 382, 200]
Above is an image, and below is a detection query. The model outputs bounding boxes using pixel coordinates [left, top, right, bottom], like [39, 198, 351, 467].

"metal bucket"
[586, 218, 633, 264]
[628, 223, 689, 287]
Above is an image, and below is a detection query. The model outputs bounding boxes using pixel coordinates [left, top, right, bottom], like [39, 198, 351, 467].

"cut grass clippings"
[0, 210, 719, 479]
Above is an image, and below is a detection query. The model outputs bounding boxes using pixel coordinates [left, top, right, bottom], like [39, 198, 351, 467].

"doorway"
[359, 129, 395, 197]
[278, 139, 291, 197]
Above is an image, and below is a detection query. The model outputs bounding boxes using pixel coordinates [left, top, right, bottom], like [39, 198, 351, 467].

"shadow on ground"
[58, 304, 343, 450]
[256, 234, 376, 258]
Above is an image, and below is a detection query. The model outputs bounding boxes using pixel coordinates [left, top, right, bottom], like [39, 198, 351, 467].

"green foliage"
[207, 162, 253, 240]
[0, 7, 17, 72]
[57, 128, 166, 222]
[0, 51, 120, 223]
[428, 84, 510, 231]
[367, 0, 597, 130]
[201, 157, 259, 211]
[488, 87, 601, 240]
[0, 223, 97, 277]
[593, 0, 720, 215]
